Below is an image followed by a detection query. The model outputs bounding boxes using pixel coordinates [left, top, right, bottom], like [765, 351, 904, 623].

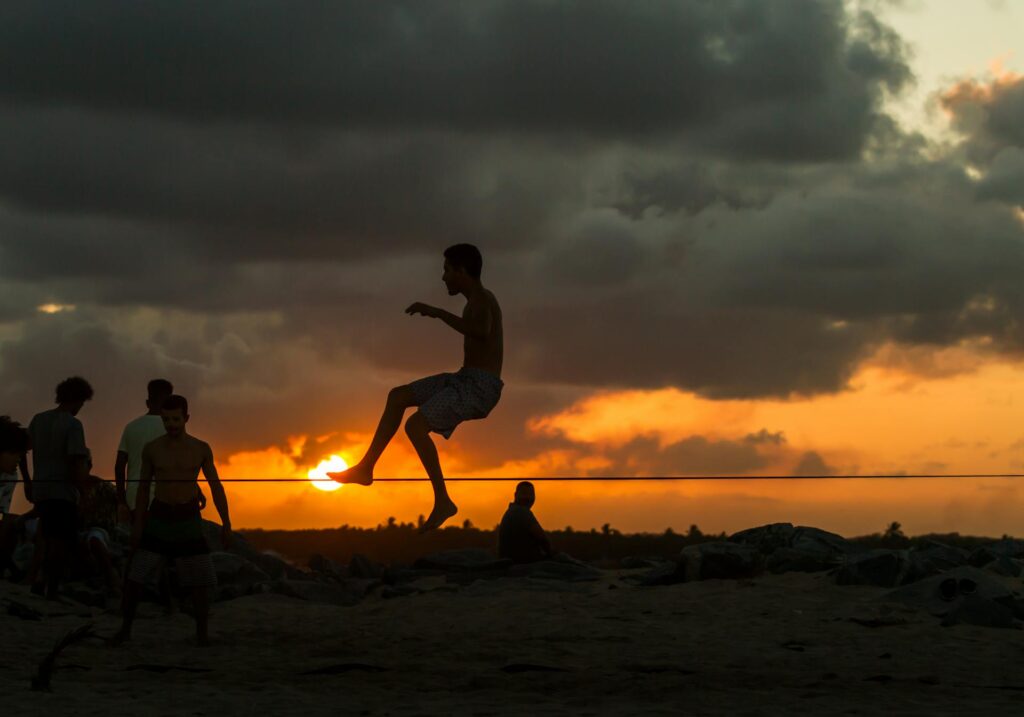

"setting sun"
[307, 455, 348, 492]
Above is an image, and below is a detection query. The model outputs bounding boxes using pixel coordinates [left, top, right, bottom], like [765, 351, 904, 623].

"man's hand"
[221, 523, 233, 550]
[198, 490, 207, 510]
[405, 302, 439, 318]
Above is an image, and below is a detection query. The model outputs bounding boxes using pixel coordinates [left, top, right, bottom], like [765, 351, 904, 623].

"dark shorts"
[409, 367, 503, 439]
[35, 500, 79, 541]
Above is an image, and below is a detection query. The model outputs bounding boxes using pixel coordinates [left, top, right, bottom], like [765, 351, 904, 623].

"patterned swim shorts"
[409, 367, 504, 439]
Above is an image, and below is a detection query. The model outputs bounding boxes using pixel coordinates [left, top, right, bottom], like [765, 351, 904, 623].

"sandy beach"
[4, 566, 1024, 716]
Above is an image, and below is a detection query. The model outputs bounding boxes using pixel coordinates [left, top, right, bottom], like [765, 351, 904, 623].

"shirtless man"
[330, 244, 503, 532]
[115, 395, 231, 646]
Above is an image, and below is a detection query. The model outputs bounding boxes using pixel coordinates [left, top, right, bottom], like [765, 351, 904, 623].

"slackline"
[5, 473, 1024, 483]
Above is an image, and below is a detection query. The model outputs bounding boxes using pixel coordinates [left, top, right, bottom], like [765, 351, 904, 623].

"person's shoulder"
[143, 434, 167, 452]
[188, 435, 212, 451]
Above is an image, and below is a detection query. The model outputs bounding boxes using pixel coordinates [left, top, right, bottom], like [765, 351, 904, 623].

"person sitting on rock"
[498, 481, 551, 564]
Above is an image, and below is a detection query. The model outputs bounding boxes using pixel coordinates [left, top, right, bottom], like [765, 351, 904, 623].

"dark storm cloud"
[942, 74, 1024, 165]
[1, 0, 1019, 426]
[1, 0, 909, 157]
[608, 435, 773, 476]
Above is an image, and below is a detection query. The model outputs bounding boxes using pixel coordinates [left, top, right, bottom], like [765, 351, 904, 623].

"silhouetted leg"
[405, 411, 457, 532]
[87, 536, 121, 597]
[193, 587, 210, 646]
[113, 581, 142, 645]
[330, 386, 416, 485]
[44, 538, 69, 599]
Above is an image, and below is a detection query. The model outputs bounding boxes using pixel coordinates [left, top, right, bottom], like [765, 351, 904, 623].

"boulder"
[270, 579, 363, 606]
[413, 549, 509, 573]
[766, 547, 838, 574]
[834, 549, 912, 587]
[984, 555, 1023, 578]
[633, 561, 686, 586]
[211, 551, 271, 587]
[731, 524, 855, 575]
[349, 553, 384, 579]
[679, 542, 762, 581]
[883, 566, 1021, 628]
[981, 538, 1024, 559]
[728, 523, 796, 554]
[309, 554, 345, 580]
[508, 559, 603, 582]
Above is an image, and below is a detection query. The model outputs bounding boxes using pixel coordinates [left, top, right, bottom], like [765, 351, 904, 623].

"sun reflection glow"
[307, 455, 348, 492]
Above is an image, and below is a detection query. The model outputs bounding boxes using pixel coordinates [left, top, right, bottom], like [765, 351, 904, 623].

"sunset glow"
[307, 455, 348, 492]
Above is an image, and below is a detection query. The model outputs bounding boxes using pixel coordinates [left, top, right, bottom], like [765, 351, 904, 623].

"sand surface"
[2, 571, 1023, 715]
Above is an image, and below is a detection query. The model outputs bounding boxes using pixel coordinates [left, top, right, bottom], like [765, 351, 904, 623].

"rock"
[882, 565, 1020, 628]
[270, 579, 362, 606]
[731, 524, 855, 574]
[508, 559, 603, 582]
[729, 523, 796, 554]
[413, 549, 509, 573]
[901, 542, 972, 583]
[766, 547, 839, 574]
[309, 554, 345, 579]
[211, 551, 271, 587]
[633, 561, 686, 586]
[349, 553, 383, 579]
[984, 555, 1023, 578]
[835, 549, 912, 587]
[941, 595, 1016, 629]
[981, 538, 1024, 559]
[620, 556, 666, 570]
[968, 546, 1001, 567]
[679, 542, 763, 581]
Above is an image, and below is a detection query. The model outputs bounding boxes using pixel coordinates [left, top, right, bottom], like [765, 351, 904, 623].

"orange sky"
[177, 342, 1024, 537]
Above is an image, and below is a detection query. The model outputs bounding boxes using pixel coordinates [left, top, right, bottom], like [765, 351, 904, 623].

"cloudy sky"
[3, 0, 1024, 535]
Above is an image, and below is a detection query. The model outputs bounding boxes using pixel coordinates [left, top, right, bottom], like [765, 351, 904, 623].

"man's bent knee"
[405, 412, 430, 438]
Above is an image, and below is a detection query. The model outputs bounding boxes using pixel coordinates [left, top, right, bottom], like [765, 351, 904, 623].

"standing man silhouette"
[330, 244, 503, 532]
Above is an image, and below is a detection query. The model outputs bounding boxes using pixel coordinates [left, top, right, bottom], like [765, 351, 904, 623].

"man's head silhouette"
[514, 481, 535, 508]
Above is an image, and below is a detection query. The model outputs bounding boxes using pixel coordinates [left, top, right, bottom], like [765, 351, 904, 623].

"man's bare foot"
[328, 463, 374, 486]
[419, 499, 458, 533]
[110, 628, 131, 646]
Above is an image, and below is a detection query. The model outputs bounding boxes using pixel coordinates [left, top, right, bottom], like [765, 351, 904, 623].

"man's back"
[28, 409, 88, 503]
[119, 414, 165, 507]
[498, 503, 547, 564]
[462, 289, 503, 377]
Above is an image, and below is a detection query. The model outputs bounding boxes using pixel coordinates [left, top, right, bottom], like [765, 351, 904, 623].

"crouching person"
[114, 395, 231, 647]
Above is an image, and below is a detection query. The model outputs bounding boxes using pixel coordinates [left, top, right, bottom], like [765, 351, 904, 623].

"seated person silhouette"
[498, 481, 551, 564]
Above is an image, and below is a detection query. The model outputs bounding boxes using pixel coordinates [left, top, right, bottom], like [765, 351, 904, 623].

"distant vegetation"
[240, 518, 1008, 568]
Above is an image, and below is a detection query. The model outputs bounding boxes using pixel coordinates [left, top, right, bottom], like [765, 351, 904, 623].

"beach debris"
[30, 622, 94, 691]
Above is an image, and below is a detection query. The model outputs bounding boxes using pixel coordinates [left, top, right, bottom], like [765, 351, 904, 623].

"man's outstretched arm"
[406, 300, 491, 339]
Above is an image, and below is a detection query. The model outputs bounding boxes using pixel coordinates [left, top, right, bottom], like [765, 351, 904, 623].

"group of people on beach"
[0, 244, 552, 644]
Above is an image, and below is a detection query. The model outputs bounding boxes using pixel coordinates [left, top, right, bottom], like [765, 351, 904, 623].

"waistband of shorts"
[457, 367, 504, 386]
[149, 498, 201, 521]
